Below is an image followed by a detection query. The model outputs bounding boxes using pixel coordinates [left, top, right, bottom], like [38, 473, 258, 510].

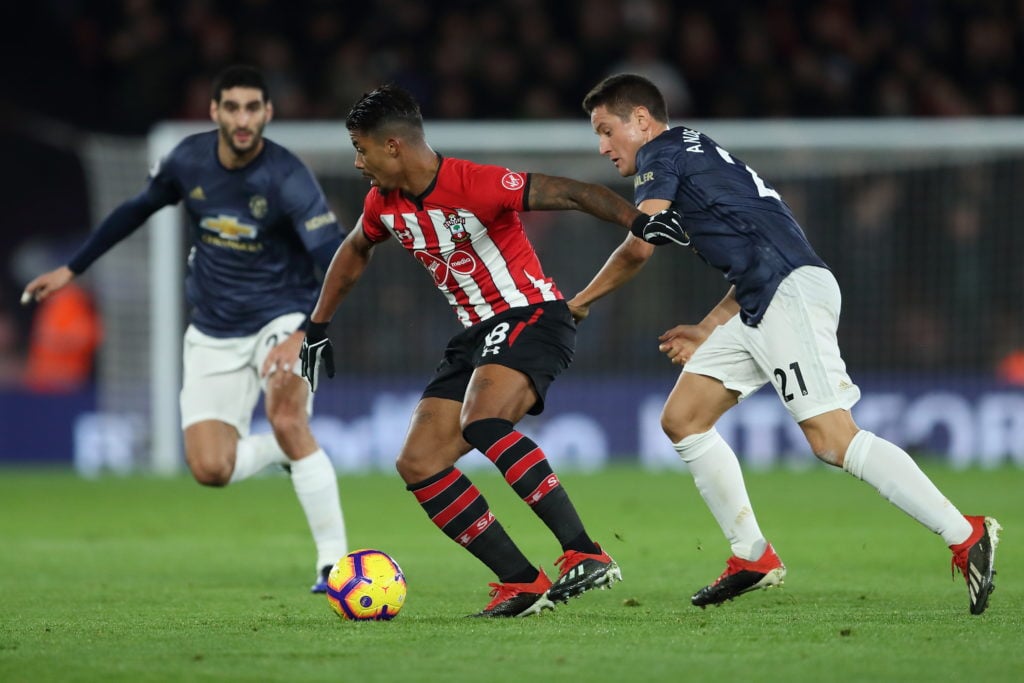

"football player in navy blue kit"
[571, 73, 999, 615]
[22, 66, 349, 592]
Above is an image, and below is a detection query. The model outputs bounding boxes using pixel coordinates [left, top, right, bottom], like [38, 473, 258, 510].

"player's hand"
[300, 321, 335, 392]
[21, 266, 75, 305]
[657, 324, 708, 366]
[566, 296, 590, 323]
[630, 208, 687, 246]
[261, 331, 304, 391]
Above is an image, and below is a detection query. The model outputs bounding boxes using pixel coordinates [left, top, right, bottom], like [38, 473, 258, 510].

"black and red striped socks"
[408, 466, 537, 584]
[463, 418, 599, 555]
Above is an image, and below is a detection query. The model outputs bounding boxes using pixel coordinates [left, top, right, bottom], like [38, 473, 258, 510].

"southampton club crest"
[443, 212, 470, 243]
[249, 195, 268, 219]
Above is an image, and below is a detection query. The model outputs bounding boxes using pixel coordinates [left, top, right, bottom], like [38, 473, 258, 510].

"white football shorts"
[683, 266, 861, 422]
[180, 312, 312, 435]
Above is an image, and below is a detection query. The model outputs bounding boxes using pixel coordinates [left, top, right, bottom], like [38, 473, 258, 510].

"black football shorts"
[421, 300, 575, 415]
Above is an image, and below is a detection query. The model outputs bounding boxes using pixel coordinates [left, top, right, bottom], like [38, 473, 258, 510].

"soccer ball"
[326, 549, 407, 621]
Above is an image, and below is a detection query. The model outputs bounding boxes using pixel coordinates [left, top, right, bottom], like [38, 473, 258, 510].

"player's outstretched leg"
[950, 515, 1001, 615]
[841, 430, 1001, 614]
[691, 543, 786, 608]
[407, 466, 555, 617]
[463, 418, 622, 605]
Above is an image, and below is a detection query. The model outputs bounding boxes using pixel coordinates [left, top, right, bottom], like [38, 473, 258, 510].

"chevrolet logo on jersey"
[200, 215, 257, 240]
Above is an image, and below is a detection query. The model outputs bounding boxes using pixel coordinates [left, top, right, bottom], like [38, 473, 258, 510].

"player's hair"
[345, 85, 425, 141]
[582, 74, 668, 123]
[211, 65, 270, 103]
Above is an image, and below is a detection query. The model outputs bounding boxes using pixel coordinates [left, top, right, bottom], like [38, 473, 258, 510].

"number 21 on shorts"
[774, 362, 808, 401]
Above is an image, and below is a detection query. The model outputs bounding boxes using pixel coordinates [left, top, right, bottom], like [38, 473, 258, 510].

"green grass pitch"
[1, 464, 1021, 682]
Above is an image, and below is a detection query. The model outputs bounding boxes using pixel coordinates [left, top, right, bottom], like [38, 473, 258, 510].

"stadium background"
[2, 0, 1024, 473]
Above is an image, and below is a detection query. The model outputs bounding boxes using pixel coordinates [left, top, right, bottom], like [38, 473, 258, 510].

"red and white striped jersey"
[360, 156, 562, 327]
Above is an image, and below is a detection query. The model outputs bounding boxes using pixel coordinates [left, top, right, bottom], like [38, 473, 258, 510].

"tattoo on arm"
[529, 174, 639, 227]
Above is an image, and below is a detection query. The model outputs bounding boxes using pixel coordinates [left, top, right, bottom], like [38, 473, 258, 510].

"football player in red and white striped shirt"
[302, 85, 663, 616]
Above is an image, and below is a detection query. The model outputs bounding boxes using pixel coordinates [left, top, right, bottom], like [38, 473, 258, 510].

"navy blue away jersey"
[634, 126, 826, 325]
[146, 131, 343, 336]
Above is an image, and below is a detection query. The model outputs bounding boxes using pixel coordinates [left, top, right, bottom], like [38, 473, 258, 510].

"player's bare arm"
[658, 287, 740, 366]
[567, 234, 655, 322]
[565, 196, 678, 322]
[309, 217, 379, 324]
[701, 286, 740, 328]
[638, 198, 673, 215]
[527, 173, 641, 228]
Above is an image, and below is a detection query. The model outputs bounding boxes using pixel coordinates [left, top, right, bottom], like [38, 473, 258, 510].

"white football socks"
[674, 428, 768, 561]
[288, 449, 349, 571]
[229, 432, 289, 484]
[842, 430, 972, 546]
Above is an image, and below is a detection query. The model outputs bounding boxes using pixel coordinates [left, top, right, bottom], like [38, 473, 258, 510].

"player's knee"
[183, 420, 240, 486]
[394, 455, 415, 484]
[660, 407, 705, 444]
[186, 450, 233, 487]
[395, 452, 423, 484]
[395, 449, 447, 485]
[800, 413, 857, 467]
[807, 434, 851, 467]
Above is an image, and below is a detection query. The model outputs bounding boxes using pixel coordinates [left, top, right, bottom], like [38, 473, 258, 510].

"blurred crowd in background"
[12, 0, 1023, 132]
[2, 0, 1024, 391]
